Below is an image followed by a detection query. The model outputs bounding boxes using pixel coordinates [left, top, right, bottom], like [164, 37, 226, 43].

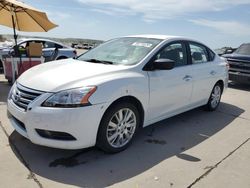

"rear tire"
[96, 101, 140, 153]
[205, 83, 222, 111]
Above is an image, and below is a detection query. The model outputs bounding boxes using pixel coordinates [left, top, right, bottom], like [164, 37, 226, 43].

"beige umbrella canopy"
[0, 0, 57, 45]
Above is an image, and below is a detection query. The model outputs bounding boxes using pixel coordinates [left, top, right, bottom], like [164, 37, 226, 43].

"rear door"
[147, 41, 193, 122]
[188, 42, 218, 105]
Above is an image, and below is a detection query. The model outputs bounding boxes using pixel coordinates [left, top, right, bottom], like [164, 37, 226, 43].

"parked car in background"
[0, 38, 77, 80]
[7, 35, 228, 153]
[0, 38, 77, 63]
[0, 42, 13, 73]
[72, 43, 96, 50]
[0, 47, 7, 73]
[82, 43, 92, 50]
[71, 43, 78, 48]
[215, 47, 236, 56]
[222, 43, 250, 84]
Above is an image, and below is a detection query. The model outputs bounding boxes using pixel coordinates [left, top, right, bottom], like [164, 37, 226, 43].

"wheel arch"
[56, 56, 68, 60]
[101, 95, 145, 129]
[215, 80, 224, 93]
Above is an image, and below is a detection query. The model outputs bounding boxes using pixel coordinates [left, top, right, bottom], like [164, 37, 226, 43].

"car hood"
[17, 59, 130, 92]
[222, 53, 250, 63]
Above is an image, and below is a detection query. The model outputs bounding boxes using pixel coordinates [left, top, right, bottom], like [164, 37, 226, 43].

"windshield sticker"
[122, 59, 129, 63]
[132, 42, 153, 48]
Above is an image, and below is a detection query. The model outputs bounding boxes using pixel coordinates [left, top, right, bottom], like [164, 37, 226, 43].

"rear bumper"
[229, 71, 250, 84]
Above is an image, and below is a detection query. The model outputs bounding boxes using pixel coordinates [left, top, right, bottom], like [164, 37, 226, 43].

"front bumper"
[7, 94, 107, 149]
[229, 71, 250, 84]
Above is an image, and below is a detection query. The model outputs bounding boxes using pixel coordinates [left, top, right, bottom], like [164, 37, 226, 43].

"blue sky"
[1, 0, 250, 49]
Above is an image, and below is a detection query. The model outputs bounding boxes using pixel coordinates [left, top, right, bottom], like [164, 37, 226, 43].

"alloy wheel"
[106, 108, 137, 148]
[210, 85, 221, 109]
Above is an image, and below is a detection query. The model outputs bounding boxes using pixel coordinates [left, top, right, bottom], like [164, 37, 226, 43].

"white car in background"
[0, 38, 77, 62]
[7, 35, 228, 153]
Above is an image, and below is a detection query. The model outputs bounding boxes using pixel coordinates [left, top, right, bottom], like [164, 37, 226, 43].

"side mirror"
[153, 59, 175, 70]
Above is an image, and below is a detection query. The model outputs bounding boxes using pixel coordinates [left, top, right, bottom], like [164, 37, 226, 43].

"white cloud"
[91, 7, 136, 16]
[77, 0, 250, 20]
[190, 19, 250, 36]
[47, 11, 71, 20]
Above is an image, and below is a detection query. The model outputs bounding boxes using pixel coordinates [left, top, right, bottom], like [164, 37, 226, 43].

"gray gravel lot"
[0, 74, 250, 188]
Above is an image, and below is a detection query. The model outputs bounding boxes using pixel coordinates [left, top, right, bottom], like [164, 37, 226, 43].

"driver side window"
[155, 42, 187, 67]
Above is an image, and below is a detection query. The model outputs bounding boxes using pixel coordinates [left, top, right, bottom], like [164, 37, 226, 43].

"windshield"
[235, 44, 250, 55]
[77, 37, 162, 65]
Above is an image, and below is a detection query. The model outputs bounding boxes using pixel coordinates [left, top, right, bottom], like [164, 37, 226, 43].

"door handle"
[210, 70, 216, 75]
[183, 75, 192, 81]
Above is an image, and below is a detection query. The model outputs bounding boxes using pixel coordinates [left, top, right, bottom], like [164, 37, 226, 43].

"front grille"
[11, 84, 44, 111]
[228, 59, 250, 74]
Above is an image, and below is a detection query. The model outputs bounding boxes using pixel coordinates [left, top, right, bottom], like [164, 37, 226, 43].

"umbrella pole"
[11, 12, 22, 83]
[11, 14, 17, 47]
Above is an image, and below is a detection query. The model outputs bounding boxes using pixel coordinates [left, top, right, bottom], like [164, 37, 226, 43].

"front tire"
[97, 102, 140, 153]
[205, 83, 222, 111]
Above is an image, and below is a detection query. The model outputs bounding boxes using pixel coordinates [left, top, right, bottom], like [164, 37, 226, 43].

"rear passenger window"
[44, 42, 56, 48]
[189, 43, 209, 64]
[44, 42, 63, 49]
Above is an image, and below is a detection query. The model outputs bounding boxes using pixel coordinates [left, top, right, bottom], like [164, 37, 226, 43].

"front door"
[147, 42, 193, 122]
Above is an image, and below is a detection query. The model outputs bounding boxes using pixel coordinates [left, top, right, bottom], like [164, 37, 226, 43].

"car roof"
[240, 43, 250, 46]
[18, 38, 66, 47]
[126, 34, 181, 40]
[125, 34, 213, 49]
[125, 34, 205, 43]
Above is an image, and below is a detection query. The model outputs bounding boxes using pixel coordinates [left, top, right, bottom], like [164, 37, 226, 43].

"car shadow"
[9, 102, 244, 187]
[228, 81, 250, 92]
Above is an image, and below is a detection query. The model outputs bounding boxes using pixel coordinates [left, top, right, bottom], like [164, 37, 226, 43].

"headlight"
[42, 86, 97, 108]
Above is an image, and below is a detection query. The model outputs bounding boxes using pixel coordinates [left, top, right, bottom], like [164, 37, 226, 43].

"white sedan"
[7, 35, 228, 153]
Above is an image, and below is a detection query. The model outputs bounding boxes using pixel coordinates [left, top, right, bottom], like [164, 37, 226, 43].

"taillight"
[223, 57, 230, 70]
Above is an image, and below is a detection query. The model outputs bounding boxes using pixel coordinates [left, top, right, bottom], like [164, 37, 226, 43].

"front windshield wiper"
[84, 58, 114, 65]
